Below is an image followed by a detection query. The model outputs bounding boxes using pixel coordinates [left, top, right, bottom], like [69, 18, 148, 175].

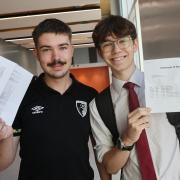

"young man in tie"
[90, 15, 180, 180]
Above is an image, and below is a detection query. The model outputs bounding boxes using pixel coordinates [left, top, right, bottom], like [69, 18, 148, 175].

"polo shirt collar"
[35, 73, 77, 96]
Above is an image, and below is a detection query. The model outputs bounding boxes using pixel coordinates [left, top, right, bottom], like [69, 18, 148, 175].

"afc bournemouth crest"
[76, 100, 87, 117]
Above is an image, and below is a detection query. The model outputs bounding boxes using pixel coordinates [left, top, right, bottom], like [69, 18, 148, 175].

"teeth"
[111, 55, 127, 62]
[115, 57, 124, 60]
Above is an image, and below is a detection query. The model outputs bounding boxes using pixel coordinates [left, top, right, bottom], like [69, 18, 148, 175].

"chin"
[52, 71, 69, 79]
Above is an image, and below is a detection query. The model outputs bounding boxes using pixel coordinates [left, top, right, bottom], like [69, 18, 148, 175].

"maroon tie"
[124, 82, 157, 180]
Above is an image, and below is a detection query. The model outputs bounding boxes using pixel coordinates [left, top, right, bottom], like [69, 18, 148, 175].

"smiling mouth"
[112, 55, 127, 61]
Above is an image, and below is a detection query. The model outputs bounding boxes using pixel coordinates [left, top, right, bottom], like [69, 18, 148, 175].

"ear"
[71, 44, 74, 54]
[133, 39, 139, 53]
[32, 48, 37, 57]
[32, 48, 39, 62]
[97, 48, 103, 58]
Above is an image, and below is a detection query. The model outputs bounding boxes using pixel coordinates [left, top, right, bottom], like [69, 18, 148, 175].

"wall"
[71, 65, 110, 92]
[139, 0, 180, 60]
[0, 39, 37, 74]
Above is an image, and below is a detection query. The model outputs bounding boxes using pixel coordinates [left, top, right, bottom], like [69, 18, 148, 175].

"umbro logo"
[76, 100, 87, 117]
[31, 106, 44, 114]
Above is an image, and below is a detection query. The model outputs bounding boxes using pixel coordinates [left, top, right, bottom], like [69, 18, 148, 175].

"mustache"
[47, 60, 67, 67]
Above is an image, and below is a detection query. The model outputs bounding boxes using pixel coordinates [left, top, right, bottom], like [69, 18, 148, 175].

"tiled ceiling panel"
[0, 0, 100, 15]
[0, 0, 103, 49]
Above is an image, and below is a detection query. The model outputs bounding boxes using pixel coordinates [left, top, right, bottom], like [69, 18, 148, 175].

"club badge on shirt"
[76, 100, 87, 117]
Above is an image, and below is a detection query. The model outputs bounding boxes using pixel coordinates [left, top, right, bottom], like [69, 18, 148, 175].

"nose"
[113, 41, 122, 52]
[52, 48, 60, 61]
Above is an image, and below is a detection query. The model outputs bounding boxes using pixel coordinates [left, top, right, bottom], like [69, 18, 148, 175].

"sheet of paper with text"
[144, 57, 180, 113]
[0, 56, 33, 125]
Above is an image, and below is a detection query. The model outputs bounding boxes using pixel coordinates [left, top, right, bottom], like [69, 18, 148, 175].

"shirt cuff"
[95, 144, 113, 163]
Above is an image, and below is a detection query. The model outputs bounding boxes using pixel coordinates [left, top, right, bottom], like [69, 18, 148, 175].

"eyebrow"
[103, 40, 114, 42]
[58, 43, 70, 46]
[104, 36, 130, 42]
[39, 43, 70, 49]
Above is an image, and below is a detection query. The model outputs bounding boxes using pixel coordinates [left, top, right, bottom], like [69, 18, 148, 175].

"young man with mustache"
[0, 18, 110, 180]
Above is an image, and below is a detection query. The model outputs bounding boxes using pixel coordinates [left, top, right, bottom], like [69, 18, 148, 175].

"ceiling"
[0, 0, 110, 49]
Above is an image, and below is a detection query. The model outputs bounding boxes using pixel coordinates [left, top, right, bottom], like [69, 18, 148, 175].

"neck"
[113, 65, 136, 81]
[44, 73, 72, 94]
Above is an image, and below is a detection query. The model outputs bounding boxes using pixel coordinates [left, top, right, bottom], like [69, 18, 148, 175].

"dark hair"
[32, 18, 72, 47]
[92, 15, 137, 50]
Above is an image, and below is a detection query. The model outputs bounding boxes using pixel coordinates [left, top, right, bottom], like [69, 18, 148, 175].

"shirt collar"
[111, 67, 144, 94]
[35, 73, 77, 95]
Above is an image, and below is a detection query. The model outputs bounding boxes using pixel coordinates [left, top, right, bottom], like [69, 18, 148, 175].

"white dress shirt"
[90, 68, 180, 180]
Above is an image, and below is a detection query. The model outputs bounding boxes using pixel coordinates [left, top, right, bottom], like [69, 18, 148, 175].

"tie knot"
[123, 82, 135, 89]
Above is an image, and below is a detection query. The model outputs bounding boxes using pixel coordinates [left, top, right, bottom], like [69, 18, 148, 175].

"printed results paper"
[144, 57, 180, 113]
[0, 56, 33, 125]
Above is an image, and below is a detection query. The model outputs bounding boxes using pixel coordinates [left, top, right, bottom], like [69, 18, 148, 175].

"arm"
[96, 161, 112, 180]
[102, 147, 130, 174]
[102, 108, 151, 174]
[89, 99, 114, 179]
[0, 119, 19, 171]
[90, 136, 112, 180]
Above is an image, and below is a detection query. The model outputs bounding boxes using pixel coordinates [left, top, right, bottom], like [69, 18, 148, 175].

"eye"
[41, 48, 51, 52]
[118, 39, 126, 44]
[59, 45, 69, 51]
[102, 42, 113, 48]
[60, 46, 68, 50]
[118, 37, 130, 44]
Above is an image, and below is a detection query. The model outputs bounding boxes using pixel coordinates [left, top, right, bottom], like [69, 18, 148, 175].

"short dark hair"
[92, 15, 137, 50]
[32, 18, 72, 48]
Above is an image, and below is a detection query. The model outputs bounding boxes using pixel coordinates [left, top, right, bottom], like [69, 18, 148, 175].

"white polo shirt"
[90, 68, 180, 180]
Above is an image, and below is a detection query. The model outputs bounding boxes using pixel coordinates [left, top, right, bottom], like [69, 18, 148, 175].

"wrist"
[116, 137, 134, 151]
[121, 135, 134, 146]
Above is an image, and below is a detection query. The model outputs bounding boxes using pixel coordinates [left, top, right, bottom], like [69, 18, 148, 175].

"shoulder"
[90, 86, 110, 109]
[94, 86, 110, 100]
[19, 75, 40, 106]
[12, 76, 38, 129]
[74, 79, 98, 98]
[78, 81, 97, 93]
[24, 76, 38, 95]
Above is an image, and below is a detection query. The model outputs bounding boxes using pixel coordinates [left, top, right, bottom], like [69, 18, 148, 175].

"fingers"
[124, 108, 151, 143]
[0, 119, 13, 140]
[128, 107, 151, 119]
[133, 116, 150, 126]
[128, 108, 151, 131]
[0, 120, 6, 131]
[128, 107, 151, 123]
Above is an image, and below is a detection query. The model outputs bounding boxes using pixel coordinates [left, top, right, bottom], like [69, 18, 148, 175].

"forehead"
[105, 34, 129, 41]
[37, 32, 70, 46]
